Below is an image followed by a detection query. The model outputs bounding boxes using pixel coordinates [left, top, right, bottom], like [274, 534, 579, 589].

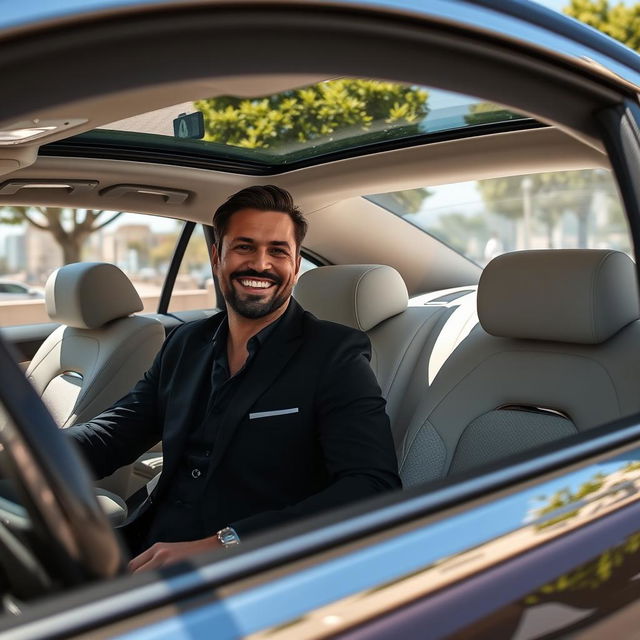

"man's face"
[212, 208, 301, 319]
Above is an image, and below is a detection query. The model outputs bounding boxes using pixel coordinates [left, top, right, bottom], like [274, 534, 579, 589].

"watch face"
[219, 528, 240, 546]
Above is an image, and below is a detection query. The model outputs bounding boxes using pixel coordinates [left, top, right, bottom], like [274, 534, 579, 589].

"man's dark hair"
[212, 185, 308, 253]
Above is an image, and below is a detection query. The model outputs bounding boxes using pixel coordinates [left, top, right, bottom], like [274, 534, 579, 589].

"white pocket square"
[249, 408, 299, 420]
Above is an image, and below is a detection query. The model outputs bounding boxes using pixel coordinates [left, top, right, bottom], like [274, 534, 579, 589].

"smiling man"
[67, 185, 401, 572]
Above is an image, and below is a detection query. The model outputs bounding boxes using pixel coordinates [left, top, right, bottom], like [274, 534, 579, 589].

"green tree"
[369, 188, 433, 215]
[463, 101, 524, 127]
[150, 233, 180, 268]
[534, 473, 606, 530]
[196, 78, 433, 214]
[431, 211, 490, 258]
[476, 170, 613, 249]
[564, 0, 640, 51]
[195, 78, 429, 152]
[0, 206, 123, 265]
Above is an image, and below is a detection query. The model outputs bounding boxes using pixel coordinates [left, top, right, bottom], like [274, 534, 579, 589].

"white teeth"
[240, 279, 272, 288]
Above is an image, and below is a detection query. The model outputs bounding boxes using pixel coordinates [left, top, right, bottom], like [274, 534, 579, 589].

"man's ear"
[211, 244, 220, 274]
[294, 254, 302, 282]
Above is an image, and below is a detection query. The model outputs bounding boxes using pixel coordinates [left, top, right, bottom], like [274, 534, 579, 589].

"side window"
[168, 225, 217, 312]
[368, 169, 631, 266]
[0, 208, 187, 327]
[300, 255, 318, 275]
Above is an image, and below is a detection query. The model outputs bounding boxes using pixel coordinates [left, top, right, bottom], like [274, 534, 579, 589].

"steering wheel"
[0, 335, 126, 596]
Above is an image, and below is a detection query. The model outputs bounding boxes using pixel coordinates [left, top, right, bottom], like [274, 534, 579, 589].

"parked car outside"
[0, 281, 43, 300]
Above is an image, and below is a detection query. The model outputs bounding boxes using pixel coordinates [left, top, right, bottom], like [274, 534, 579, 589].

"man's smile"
[234, 276, 279, 292]
[238, 279, 274, 290]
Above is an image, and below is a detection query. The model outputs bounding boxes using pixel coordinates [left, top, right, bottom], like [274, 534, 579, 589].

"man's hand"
[129, 536, 222, 573]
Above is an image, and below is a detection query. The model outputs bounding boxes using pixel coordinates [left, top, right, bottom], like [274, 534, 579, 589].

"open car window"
[0, 210, 214, 327]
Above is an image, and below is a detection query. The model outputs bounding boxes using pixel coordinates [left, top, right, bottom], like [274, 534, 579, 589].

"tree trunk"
[546, 220, 555, 249]
[60, 238, 83, 265]
[576, 208, 589, 248]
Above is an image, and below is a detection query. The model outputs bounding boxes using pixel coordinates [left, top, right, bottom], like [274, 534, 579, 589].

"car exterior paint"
[103, 442, 640, 639]
[0, 0, 639, 92]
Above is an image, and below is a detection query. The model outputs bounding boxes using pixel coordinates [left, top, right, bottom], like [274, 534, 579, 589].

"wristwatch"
[217, 526, 241, 548]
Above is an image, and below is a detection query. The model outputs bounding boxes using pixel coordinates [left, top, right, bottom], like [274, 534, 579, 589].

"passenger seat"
[294, 264, 448, 448]
[399, 249, 640, 486]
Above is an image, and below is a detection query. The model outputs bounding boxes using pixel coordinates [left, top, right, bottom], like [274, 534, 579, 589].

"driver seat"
[25, 262, 165, 497]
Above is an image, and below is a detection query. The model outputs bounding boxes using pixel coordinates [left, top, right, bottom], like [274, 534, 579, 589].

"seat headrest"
[45, 262, 143, 329]
[294, 264, 408, 331]
[478, 249, 640, 344]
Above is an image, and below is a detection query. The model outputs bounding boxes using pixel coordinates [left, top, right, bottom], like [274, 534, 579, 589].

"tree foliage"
[476, 169, 617, 248]
[463, 101, 524, 127]
[0, 206, 122, 265]
[197, 78, 433, 215]
[369, 188, 433, 215]
[564, 0, 640, 51]
[194, 78, 429, 152]
[431, 212, 490, 257]
[526, 464, 640, 605]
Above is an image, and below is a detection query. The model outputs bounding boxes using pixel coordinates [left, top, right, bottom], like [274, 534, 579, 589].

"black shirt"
[143, 314, 282, 547]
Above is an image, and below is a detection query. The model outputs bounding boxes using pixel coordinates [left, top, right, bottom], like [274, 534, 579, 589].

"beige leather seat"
[399, 249, 640, 486]
[26, 262, 165, 497]
[294, 264, 448, 448]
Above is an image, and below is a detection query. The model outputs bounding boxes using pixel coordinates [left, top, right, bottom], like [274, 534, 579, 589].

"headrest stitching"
[590, 251, 613, 343]
[352, 265, 379, 331]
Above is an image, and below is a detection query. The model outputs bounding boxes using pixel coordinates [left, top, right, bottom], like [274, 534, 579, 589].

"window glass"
[86, 85, 530, 169]
[299, 255, 318, 275]
[168, 225, 217, 312]
[0, 208, 184, 327]
[368, 169, 631, 266]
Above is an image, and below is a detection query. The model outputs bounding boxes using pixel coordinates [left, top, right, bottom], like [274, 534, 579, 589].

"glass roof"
[83, 79, 532, 167]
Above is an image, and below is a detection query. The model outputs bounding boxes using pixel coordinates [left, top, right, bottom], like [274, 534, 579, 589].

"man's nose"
[248, 249, 271, 272]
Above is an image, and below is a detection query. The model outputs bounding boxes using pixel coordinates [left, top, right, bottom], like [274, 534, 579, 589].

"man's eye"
[271, 247, 288, 255]
[235, 244, 252, 251]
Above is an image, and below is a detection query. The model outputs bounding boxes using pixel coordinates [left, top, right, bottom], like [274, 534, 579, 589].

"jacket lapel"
[207, 300, 305, 473]
[156, 313, 224, 494]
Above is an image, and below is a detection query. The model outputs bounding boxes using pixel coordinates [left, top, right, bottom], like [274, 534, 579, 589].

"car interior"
[1, 74, 634, 500]
[1, 3, 640, 628]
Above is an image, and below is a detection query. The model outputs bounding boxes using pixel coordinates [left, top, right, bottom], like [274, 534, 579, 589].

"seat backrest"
[399, 249, 640, 487]
[26, 262, 165, 496]
[295, 264, 447, 447]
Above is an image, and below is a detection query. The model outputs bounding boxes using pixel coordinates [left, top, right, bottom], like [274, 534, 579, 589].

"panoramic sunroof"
[72, 79, 533, 168]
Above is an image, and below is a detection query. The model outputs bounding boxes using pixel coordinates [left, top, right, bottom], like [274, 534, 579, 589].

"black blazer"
[67, 299, 401, 539]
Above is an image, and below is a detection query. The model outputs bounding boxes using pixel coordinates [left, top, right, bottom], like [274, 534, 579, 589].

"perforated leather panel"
[399, 420, 447, 486]
[449, 409, 577, 476]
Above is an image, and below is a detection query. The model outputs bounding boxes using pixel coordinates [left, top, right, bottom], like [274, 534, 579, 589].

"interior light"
[23, 183, 72, 189]
[0, 127, 56, 143]
[0, 118, 87, 146]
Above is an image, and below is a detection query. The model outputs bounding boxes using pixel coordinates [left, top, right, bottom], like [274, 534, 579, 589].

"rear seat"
[296, 250, 640, 489]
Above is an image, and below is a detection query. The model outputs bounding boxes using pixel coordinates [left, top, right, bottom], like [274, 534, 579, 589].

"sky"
[536, 0, 635, 9]
[536, 0, 571, 10]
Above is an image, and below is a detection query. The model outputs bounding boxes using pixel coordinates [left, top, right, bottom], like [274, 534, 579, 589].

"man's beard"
[224, 269, 292, 319]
